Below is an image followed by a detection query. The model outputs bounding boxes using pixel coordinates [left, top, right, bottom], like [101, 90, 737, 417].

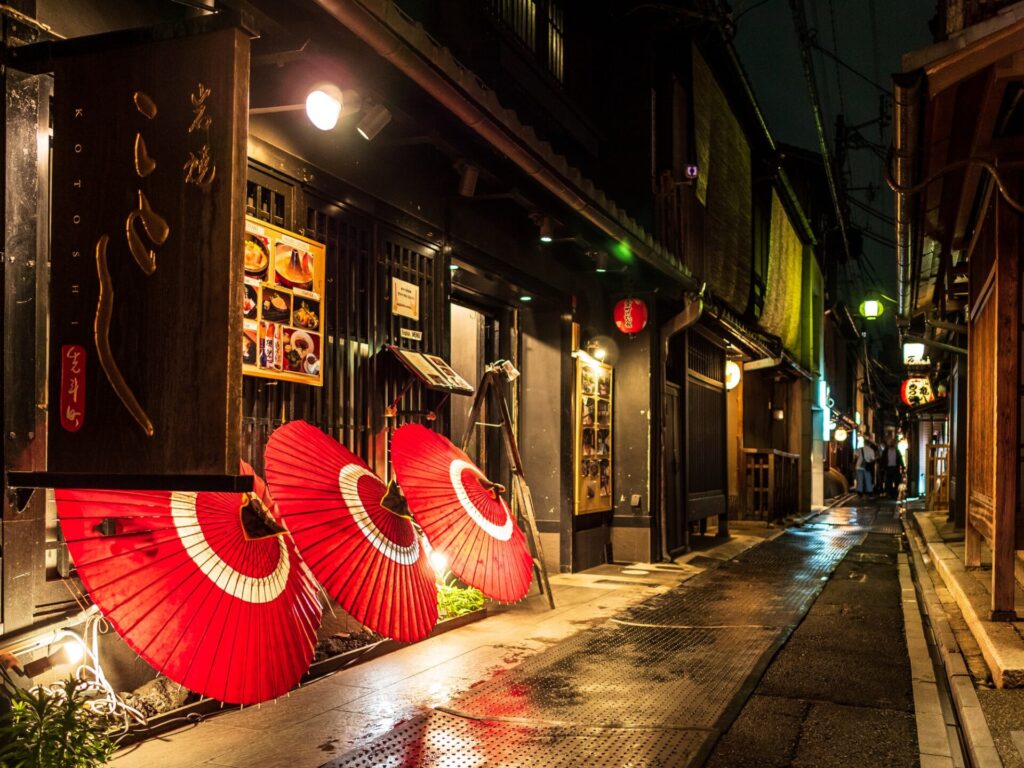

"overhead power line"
[789, 0, 851, 263]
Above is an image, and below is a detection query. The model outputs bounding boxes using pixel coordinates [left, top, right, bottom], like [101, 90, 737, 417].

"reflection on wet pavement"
[325, 520, 867, 767]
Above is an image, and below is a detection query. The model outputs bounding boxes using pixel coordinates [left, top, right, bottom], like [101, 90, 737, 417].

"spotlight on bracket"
[357, 103, 392, 141]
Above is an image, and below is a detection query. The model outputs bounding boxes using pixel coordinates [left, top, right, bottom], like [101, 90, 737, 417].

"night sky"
[733, 0, 936, 365]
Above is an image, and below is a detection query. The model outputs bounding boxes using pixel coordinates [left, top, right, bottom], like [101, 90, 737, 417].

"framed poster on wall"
[574, 358, 613, 514]
[242, 216, 325, 386]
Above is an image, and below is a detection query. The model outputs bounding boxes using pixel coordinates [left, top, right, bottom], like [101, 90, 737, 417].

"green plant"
[0, 675, 116, 768]
[437, 582, 485, 620]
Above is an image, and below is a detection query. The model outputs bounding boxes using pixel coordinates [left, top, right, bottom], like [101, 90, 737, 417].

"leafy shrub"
[437, 583, 485, 620]
[0, 675, 116, 768]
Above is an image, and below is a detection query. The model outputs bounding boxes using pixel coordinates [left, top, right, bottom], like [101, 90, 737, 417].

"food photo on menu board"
[242, 217, 325, 386]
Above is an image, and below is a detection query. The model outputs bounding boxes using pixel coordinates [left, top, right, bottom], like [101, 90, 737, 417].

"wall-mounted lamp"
[22, 636, 86, 677]
[251, 85, 361, 132]
[591, 250, 627, 274]
[772, 408, 785, 421]
[305, 85, 344, 130]
[539, 216, 554, 243]
[457, 162, 479, 197]
[357, 103, 392, 141]
[833, 427, 848, 442]
[725, 360, 741, 391]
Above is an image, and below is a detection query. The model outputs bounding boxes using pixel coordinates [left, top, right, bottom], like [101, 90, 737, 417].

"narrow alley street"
[132, 501, 925, 765]
[303, 502, 920, 767]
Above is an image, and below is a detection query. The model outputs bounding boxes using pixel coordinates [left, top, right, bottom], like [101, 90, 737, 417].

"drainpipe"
[893, 71, 923, 319]
[657, 297, 703, 561]
[314, 0, 699, 290]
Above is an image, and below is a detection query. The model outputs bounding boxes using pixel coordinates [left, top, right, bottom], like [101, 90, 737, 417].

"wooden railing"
[742, 448, 800, 521]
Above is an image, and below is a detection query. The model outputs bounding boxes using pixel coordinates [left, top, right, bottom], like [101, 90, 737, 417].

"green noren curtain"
[759, 191, 803, 355]
[693, 49, 752, 316]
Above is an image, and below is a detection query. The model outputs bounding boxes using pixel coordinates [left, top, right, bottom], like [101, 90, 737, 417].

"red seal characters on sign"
[60, 344, 86, 432]
[613, 298, 648, 336]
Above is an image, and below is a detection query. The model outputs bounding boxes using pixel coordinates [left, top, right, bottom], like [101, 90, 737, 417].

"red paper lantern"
[901, 377, 934, 407]
[613, 298, 648, 335]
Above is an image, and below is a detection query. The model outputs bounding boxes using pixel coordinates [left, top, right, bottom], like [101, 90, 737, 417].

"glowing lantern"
[833, 427, 848, 442]
[725, 360, 741, 390]
[859, 299, 883, 320]
[613, 298, 648, 336]
[900, 377, 934, 407]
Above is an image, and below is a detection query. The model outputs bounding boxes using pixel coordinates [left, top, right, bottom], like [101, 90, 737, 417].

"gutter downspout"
[314, 0, 699, 290]
[658, 297, 703, 561]
[893, 71, 923, 319]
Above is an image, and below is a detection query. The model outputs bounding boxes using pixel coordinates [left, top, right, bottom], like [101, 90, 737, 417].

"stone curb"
[905, 519, 1004, 768]
[909, 512, 1024, 689]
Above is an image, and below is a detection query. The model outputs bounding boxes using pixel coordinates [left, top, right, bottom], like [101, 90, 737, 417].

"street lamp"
[858, 299, 883, 320]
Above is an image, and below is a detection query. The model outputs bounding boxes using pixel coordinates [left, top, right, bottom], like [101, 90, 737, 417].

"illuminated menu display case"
[574, 358, 613, 514]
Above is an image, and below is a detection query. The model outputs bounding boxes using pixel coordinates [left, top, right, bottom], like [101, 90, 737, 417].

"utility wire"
[789, 0, 851, 263]
[810, 41, 891, 95]
[848, 196, 894, 225]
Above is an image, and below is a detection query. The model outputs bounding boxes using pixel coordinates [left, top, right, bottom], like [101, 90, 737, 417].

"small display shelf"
[574, 358, 613, 515]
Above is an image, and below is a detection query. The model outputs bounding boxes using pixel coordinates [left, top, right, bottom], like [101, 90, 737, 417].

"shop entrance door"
[449, 301, 509, 484]
[683, 331, 727, 544]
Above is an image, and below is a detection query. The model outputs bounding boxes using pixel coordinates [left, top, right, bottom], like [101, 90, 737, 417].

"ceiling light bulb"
[305, 85, 344, 131]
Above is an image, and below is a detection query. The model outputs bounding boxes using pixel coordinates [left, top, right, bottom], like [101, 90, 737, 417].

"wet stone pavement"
[326, 503, 914, 767]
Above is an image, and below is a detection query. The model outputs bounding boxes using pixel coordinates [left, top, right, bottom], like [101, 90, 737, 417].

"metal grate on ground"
[325, 523, 867, 767]
[323, 711, 711, 768]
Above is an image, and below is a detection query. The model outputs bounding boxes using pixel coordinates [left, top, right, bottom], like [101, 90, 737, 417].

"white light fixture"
[772, 408, 785, 421]
[593, 346, 607, 360]
[539, 216, 554, 243]
[903, 342, 927, 366]
[834, 427, 848, 442]
[725, 360, 741, 391]
[356, 103, 392, 141]
[855, 411, 861, 425]
[305, 85, 344, 131]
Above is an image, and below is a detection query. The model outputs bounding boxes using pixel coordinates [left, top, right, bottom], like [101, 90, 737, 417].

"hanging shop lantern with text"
[613, 298, 648, 336]
[901, 377, 935, 407]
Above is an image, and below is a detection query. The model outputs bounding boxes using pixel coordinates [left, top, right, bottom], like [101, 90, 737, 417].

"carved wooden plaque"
[48, 25, 249, 475]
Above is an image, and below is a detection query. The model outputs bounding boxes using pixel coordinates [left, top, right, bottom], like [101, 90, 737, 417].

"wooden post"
[991, 194, 1019, 620]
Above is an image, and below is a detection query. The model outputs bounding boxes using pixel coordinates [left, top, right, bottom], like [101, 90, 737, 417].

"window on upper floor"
[547, 2, 564, 82]
[488, 0, 565, 83]
[490, 0, 537, 51]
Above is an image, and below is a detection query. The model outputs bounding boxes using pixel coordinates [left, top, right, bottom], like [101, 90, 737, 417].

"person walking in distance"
[881, 438, 905, 499]
[854, 438, 876, 498]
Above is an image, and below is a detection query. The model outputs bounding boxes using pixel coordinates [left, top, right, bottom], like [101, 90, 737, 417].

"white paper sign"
[391, 277, 420, 321]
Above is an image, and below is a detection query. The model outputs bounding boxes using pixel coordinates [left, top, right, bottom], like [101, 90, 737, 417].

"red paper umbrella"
[55, 472, 322, 705]
[391, 424, 534, 603]
[264, 420, 438, 643]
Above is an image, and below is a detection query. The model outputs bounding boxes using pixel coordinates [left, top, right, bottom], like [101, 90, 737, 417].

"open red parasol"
[391, 424, 534, 603]
[264, 421, 438, 643]
[55, 467, 322, 705]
